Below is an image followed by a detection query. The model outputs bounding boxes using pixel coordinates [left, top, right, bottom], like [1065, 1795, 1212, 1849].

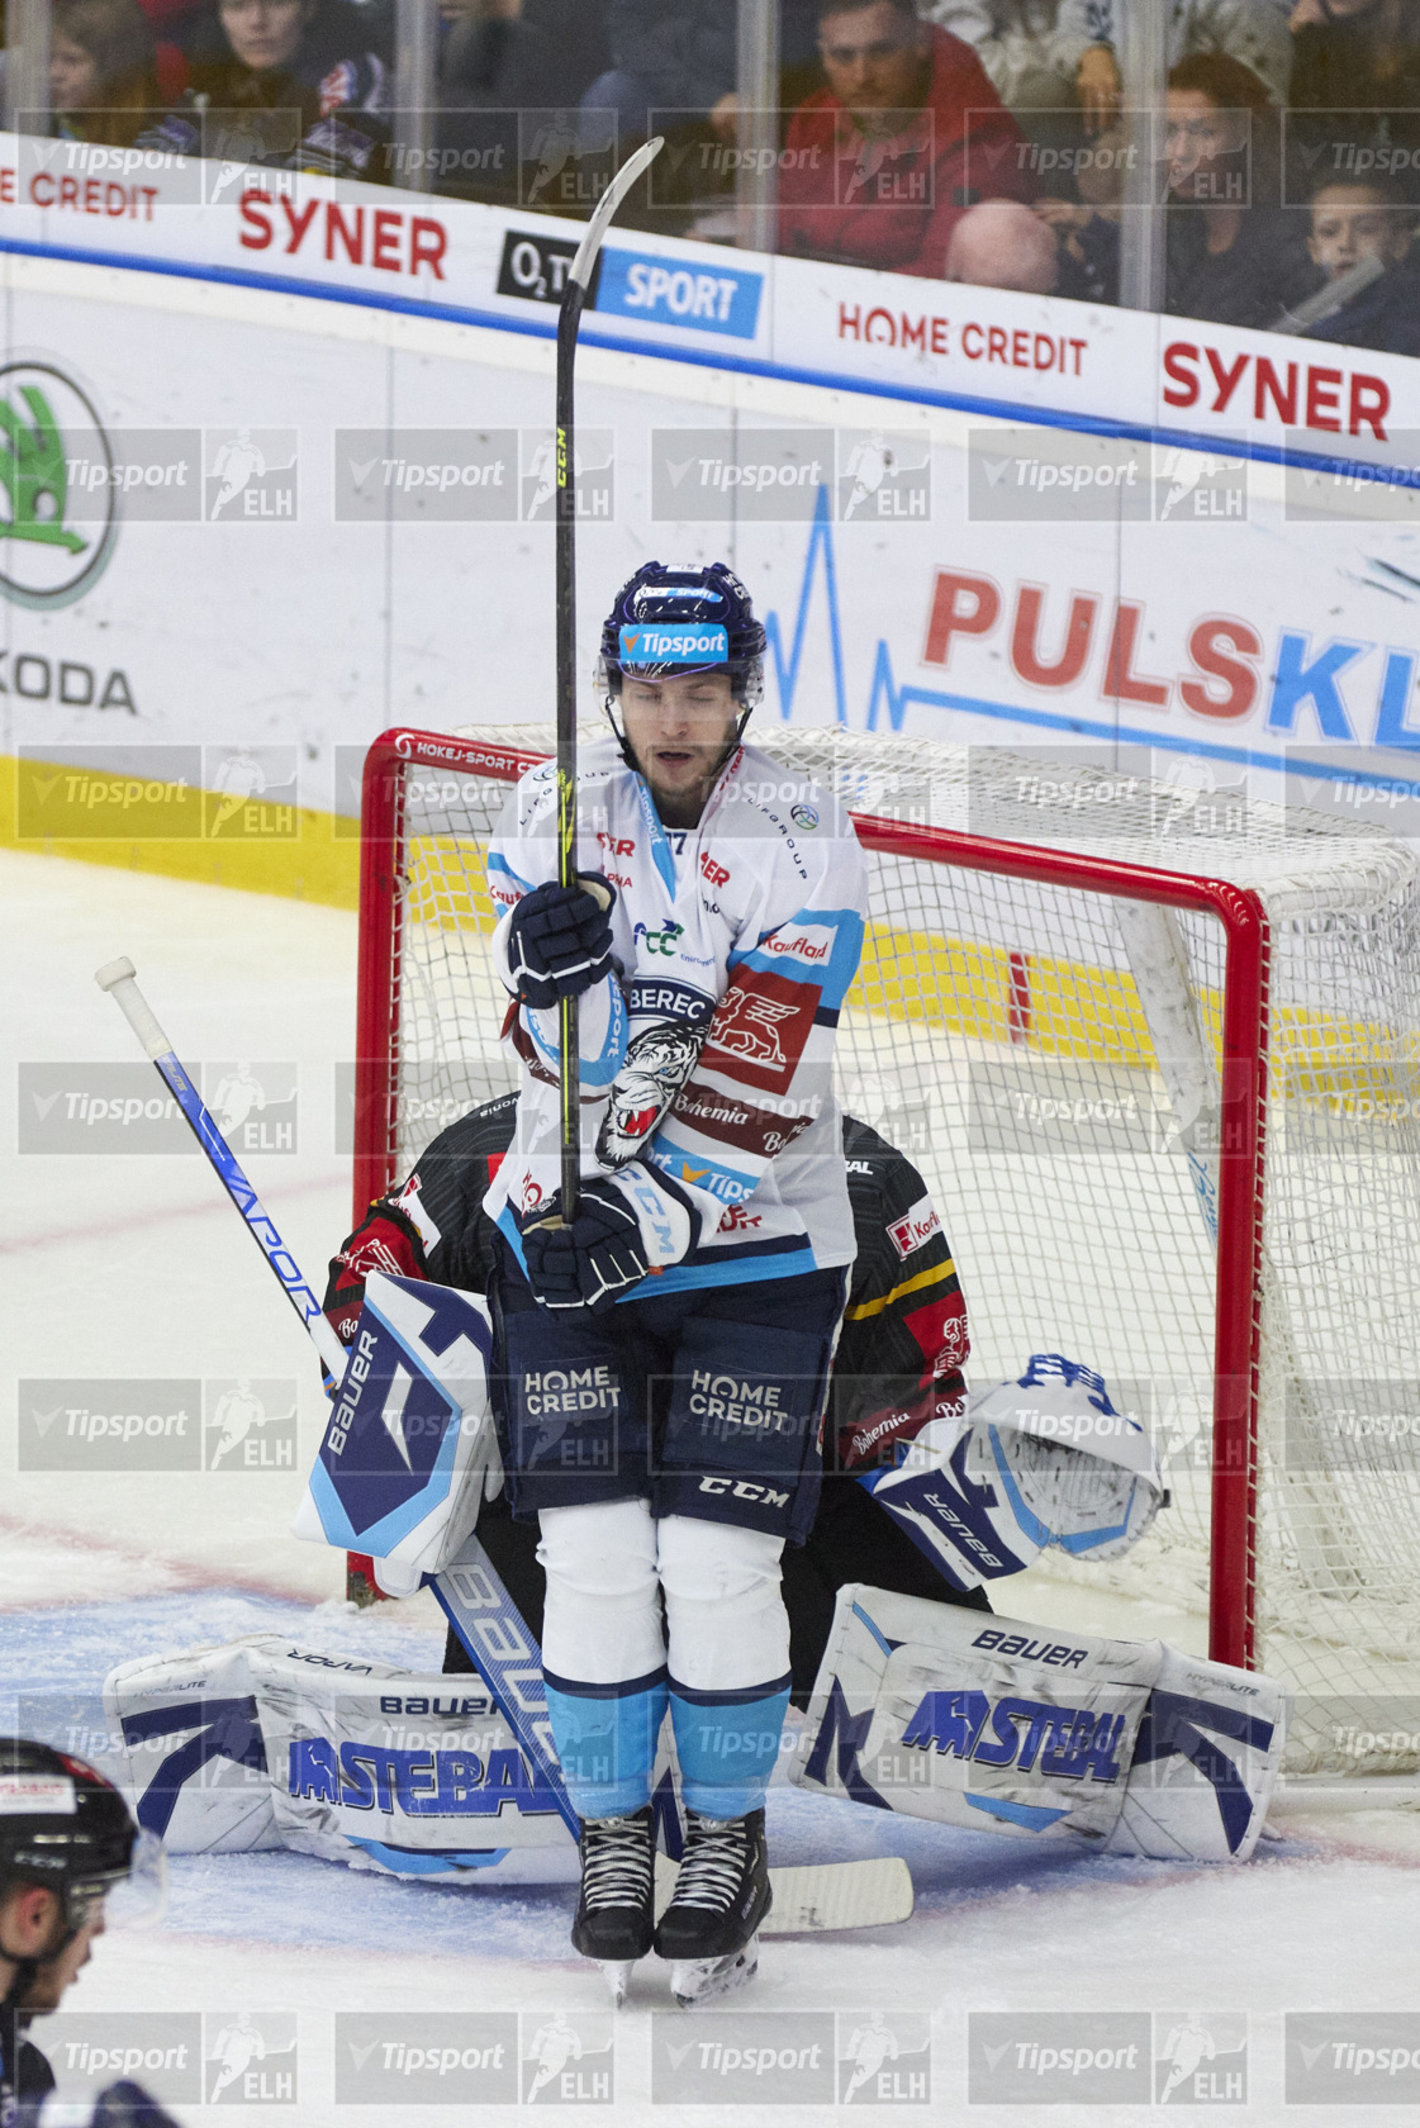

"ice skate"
[654, 1806, 772, 2006]
[571, 1805, 655, 2005]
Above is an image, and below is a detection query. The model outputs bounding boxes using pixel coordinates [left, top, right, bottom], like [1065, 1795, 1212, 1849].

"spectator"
[1288, 0, 1420, 207]
[578, 0, 736, 148]
[145, 0, 392, 179]
[778, 0, 1036, 278]
[926, 1, 1096, 130]
[1037, 51, 1309, 319]
[1072, 2, 1294, 131]
[1160, 50, 1306, 325]
[440, 0, 606, 112]
[1296, 174, 1420, 352]
[50, 0, 163, 143]
[947, 192, 1061, 284]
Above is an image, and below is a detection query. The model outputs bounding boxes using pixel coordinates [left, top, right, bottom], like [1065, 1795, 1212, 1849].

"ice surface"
[5, 849, 1420, 2125]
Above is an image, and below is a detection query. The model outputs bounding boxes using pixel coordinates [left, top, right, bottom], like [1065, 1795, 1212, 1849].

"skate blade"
[670, 1934, 760, 2008]
[599, 1960, 636, 2008]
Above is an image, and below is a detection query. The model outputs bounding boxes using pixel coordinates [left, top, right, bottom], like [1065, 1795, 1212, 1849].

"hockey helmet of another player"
[0, 1739, 163, 1937]
[596, 561, 766, 713]
[964, 1355, 1166, 1563]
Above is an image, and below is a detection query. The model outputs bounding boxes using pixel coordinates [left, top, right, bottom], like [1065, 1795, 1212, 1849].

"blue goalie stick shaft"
[95, 955, 348, 1380]
[94, 953, 580, 1834]
[431, 1537, 580, 1837]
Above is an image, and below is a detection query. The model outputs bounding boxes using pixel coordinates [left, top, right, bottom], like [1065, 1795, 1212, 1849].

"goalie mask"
[859, 1354, 1166, 1592]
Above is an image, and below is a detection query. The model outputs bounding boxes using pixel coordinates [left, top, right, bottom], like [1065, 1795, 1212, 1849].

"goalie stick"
[553, 132, 662, 1214]
[95, 956, 911, 1933]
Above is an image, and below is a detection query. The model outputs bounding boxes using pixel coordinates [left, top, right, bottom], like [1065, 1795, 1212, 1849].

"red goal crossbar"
[350, 727, 1270, 1667]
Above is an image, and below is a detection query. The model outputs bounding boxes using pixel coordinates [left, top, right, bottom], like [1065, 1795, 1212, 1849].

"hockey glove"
[520, 1165, 696, 1312]
[506, 875, 615, 1009]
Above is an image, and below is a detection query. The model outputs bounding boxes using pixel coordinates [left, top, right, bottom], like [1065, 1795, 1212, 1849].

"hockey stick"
[554, 133, 662, 1215]
[93, 956, 580, 1833]
[95, 957, 908, 1923]
[95, 956, 347, 1381]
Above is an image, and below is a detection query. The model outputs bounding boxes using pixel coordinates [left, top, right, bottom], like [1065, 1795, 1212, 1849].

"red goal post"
[349, 725, 1269, 1675]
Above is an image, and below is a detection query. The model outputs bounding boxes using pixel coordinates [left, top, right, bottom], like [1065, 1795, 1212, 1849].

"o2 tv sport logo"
[0, 361, 117, 609]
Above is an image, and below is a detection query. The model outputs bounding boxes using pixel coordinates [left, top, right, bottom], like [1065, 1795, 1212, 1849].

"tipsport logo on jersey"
[333, 428, 614, 523]
[18, 1376, 298, 1473]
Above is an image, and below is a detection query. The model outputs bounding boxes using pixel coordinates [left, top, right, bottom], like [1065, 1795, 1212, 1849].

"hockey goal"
[352, 725, 1420, 1782]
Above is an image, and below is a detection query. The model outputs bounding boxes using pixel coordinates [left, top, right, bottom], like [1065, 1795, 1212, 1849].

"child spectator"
[778, 0, 1035, 278]
[51, 0, 164, 145]
[1298, 174, 1420, 353]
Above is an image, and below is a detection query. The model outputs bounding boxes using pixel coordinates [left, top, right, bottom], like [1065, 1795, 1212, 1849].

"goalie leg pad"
[791, 1586, 1283, 1860]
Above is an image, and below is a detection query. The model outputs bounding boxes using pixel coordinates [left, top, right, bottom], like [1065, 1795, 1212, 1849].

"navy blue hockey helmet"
[596, 561, 766, 711]
[0, 1739, 160, 1935]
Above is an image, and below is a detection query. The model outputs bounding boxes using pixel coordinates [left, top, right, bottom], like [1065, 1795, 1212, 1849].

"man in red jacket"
[778, 0, 1035, 279]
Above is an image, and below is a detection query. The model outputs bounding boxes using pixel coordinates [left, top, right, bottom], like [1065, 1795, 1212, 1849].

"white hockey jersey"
[483, 735, 869, 1297]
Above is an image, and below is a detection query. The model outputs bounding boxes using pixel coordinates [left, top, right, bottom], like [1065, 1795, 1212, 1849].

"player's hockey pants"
[540, 1499, 793, 1819]
[491, 1250, 848, 1544]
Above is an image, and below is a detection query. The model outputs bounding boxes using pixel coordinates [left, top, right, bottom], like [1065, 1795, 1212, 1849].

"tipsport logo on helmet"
[618, 623, 729, 667]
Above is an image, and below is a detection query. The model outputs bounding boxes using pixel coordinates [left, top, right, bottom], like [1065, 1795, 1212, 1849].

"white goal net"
[354, 725, 1420, 1780]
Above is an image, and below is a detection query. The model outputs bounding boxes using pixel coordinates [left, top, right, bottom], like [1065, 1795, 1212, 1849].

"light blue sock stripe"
[544, 1675, 668, 1820]
[669, 1684, 792, 1819]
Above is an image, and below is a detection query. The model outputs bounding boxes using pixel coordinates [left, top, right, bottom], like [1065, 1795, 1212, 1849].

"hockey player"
[0, 1738, 174, 2124]
[326, 1096, 984, 1698]
[472, 561, 868, 1997]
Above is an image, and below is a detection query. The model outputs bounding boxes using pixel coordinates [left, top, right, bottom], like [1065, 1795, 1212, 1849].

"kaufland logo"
[619, 624, 728, 664]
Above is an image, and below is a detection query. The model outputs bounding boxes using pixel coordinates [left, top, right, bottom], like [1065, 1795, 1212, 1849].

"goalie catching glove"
[505, 874, 616, 1009]
[519, 1163, 698, 1311]
[860, 1353, 1166, 1592]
